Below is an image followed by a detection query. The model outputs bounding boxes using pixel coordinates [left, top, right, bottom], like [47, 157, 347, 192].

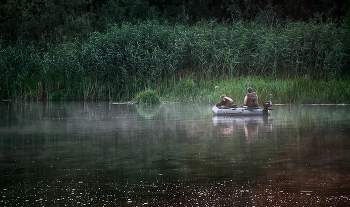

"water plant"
[136, 89, 160, 104]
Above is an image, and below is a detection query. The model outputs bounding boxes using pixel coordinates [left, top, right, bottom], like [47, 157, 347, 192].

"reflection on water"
[212, 116, 272, 143]
[254, 132, 350, 206]
[134, 104, 162, 119]
[0, 102, 350, 206]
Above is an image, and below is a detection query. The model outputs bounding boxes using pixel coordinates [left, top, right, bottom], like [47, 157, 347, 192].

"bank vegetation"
[0, 1, 349, 104]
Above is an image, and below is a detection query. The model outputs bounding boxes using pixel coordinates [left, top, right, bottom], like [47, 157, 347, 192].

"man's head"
[220, 94, 226, 98]
[247, 87, 253, 93]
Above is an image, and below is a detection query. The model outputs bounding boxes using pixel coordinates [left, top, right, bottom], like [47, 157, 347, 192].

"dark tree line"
[0, 0, 349, 47]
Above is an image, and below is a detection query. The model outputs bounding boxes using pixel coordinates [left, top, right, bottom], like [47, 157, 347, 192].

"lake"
[0, 101, 350, 206]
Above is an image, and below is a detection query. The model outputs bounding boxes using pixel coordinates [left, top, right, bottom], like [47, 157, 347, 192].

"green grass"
[172, 76, 350, 105]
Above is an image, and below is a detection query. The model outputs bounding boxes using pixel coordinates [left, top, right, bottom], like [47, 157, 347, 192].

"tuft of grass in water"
[136, 89, 160, 104]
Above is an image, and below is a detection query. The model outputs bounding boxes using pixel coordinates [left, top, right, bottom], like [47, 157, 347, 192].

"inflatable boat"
[212, 101, 272, 116]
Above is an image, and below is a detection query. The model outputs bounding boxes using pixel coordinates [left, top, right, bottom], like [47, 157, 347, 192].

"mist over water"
[1, 101, 350, 206]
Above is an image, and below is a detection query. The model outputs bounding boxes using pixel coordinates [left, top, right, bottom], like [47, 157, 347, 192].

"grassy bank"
[158, 76, 350, 105]
[1, 20, 349, 102]
[3, 76, 348, 105]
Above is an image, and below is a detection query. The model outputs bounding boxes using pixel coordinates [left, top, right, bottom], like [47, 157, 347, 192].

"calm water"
[0, 101, 350, 206]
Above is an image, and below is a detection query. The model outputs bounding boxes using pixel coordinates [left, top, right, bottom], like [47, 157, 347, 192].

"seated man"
[216, 94, 237, 108]
[244, 87, 259, 108]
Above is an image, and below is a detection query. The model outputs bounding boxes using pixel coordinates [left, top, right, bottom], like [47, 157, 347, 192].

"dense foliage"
[0, 20, 349, 102]
[0, 0, 349, 103]
[1, 0, 348, 47]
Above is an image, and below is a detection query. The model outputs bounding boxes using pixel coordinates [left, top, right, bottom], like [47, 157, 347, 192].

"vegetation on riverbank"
[1, 19, 349, 104]
[182, 76, 350, 105]
[1, 1, 349, 104]
[140, 75, 350, 105]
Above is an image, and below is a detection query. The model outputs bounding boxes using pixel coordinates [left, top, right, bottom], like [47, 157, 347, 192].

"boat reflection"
[212, 116, 272, 141]
[244, 119, 259, 141]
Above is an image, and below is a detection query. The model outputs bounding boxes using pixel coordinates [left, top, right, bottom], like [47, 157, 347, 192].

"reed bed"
[199, 76, 350, 105]
[0, 20, 348, 103]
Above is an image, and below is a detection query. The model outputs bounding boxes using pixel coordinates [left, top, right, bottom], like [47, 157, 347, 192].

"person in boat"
[216, 94, 237, 108]
[244, 87, 259, 108]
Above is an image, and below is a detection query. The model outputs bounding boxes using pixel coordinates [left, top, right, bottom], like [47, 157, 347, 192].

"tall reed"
[0, 20, 348, 102]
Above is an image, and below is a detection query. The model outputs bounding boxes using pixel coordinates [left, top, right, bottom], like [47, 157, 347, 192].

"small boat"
[212, 101, 272, 116]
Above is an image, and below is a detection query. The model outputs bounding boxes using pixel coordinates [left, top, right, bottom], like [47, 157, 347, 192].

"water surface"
[0, 102, 350, 206]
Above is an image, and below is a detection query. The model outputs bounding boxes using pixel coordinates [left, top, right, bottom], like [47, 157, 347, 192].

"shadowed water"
[0, 101, 350, 206]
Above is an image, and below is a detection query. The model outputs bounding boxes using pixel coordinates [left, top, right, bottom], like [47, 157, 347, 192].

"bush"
[136, 89, 160, 104]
